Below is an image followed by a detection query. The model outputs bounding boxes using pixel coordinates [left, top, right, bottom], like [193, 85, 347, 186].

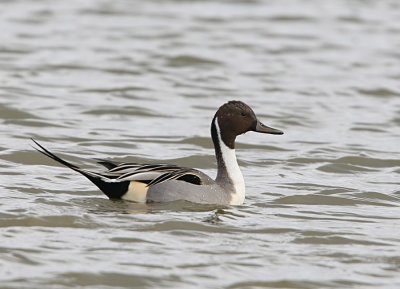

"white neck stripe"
[214, 117, 245, 205]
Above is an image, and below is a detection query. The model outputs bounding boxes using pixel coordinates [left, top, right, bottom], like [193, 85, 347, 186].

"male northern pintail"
[33, 101, 283, 205]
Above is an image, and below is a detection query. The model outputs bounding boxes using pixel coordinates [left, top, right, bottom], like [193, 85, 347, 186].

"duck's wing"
[32, 139, 209, 200]
[110, 163, 204, 185]
[95, 159, 122, 170]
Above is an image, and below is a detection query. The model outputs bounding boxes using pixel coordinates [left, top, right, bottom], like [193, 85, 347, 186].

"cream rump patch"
[121, 181, 149, 203]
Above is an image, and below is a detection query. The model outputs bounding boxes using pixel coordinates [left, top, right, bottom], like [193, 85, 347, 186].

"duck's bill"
[254, 120, 284, 135]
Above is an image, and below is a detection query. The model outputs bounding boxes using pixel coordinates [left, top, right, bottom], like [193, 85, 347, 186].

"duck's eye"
[240, 112, 247, 117]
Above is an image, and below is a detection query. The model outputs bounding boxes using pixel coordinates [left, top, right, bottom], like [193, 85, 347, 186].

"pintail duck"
[33, 101, 283, 205]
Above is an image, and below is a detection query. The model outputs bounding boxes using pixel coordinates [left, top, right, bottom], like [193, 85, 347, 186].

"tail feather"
[32, 139, 129, 199]
[32, 138, 80, 171]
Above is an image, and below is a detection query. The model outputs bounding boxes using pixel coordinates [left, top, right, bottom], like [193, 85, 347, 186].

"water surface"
[1, 0, 400, 288]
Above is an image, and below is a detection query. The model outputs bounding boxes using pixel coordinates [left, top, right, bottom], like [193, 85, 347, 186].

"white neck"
[214, 118, 245, 205]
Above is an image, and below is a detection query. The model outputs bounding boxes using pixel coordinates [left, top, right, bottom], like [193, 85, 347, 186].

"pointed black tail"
[31, 139, 129, 199]
[32, 138, 81, 172]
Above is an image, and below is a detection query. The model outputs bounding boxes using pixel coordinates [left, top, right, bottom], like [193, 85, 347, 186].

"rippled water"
[1, 0, 400, 288]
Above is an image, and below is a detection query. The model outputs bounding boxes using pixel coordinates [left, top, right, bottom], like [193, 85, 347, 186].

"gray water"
[1, 0, 400, 288]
